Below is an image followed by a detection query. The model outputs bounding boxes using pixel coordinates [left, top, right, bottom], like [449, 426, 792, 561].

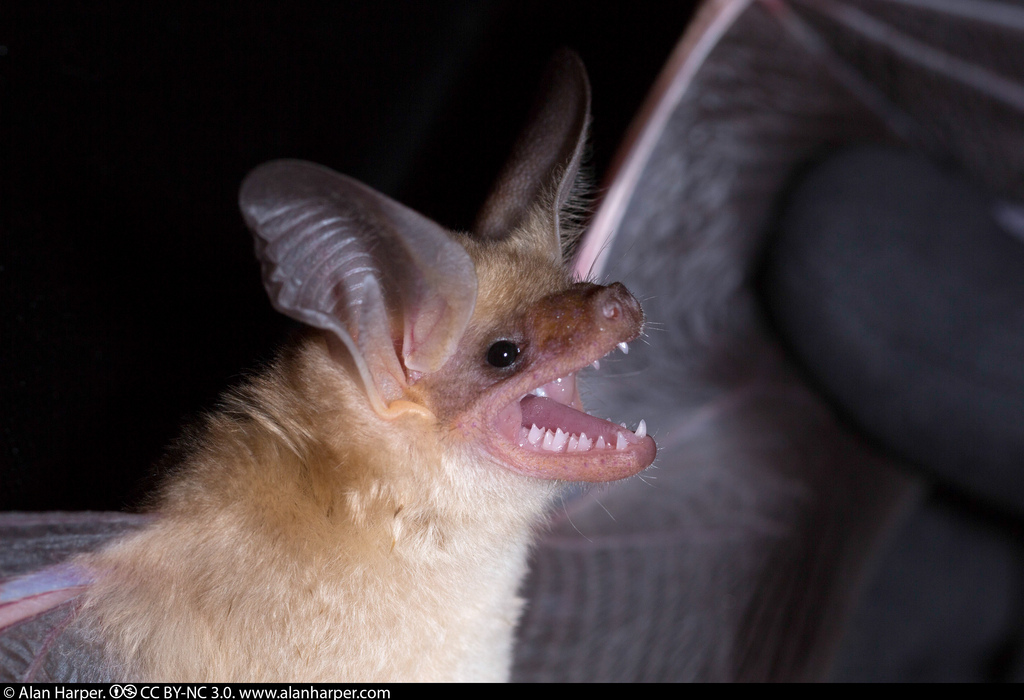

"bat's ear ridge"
[474, 48, 591, 248]
[240, 159, 478, 414]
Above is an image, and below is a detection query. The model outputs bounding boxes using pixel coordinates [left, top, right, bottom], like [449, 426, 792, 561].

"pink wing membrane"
[0, 564, 93, 633]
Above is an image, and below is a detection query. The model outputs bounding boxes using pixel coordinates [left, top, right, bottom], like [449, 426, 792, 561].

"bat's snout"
[530, 281, 645, 353]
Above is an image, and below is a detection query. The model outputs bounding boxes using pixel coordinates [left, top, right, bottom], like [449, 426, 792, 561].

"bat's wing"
[516, 0, 1024, 682]
[0, 512, 152, 681]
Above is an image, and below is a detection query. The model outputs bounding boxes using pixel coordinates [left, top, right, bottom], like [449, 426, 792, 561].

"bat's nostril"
[600, 282, 642, 323]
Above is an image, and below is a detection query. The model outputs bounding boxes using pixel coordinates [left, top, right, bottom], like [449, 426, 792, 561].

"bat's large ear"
[240, 160, 478, 415]
[474, 49, 591, 248]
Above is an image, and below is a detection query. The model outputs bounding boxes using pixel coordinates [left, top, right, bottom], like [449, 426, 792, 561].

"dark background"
[1, 1, 699, 511]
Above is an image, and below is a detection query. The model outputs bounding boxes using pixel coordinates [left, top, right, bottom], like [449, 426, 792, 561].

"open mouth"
[488, 341, 656, 482]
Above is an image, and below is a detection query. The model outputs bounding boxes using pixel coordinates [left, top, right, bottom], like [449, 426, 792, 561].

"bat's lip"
[481, 338, 657, 483]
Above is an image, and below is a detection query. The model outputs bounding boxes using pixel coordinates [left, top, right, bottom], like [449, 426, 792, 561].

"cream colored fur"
[71, 218, 570, 682]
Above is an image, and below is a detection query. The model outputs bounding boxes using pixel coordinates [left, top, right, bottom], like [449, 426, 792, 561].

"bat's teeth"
[521, 424, 638, 454]
[615, 432, 628, 451]
[591, 359, 601, 371]
[618, 342, 629, 355]
[528, 424, 544, 446]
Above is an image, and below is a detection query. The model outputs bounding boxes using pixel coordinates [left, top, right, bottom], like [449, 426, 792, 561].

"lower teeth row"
[517, 423, 642, 453]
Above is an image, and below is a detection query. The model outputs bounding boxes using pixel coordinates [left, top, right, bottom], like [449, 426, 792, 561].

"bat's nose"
[533, 281, 645, 344]
[594, 282, 644, 333]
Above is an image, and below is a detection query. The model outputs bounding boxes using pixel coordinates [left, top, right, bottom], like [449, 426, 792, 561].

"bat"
[6, 0, 1023, 683]
[0, 51, 656, 681]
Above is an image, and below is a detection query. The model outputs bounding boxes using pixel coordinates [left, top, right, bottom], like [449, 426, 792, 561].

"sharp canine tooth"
[635, 419, 647, 439]
[618, 342, 629, 354]
[616, 432, 628, 450]
[591, 359, 601, 370]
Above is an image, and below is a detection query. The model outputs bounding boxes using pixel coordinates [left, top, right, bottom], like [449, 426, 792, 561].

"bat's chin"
[487, 361, 656, 483]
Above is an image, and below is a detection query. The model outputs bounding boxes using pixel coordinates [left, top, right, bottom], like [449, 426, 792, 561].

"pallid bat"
[0, 51, 655, 682]
[7, 0, 1022, 684]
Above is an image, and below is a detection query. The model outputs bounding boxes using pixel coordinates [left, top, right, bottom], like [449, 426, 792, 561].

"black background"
[1, 1, 698, 511]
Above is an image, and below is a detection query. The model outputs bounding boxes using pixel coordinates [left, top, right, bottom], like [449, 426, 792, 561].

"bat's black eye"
[486, 340, 520, 368]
